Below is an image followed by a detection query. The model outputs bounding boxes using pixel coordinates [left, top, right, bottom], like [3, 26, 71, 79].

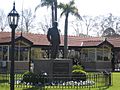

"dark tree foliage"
[102, 27, 120, 37]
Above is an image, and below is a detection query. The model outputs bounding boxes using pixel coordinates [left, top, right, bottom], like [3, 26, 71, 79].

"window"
[0, 46, 9, 61]
[81, 49, 88, 61]
[15, 47, 18, 60]
[97, 45, 111, 61]
[3, 46, 8, 61]
[104, 49, 110, 61]
[81, 48, 95, 61]
[0, 46, 2, 61]
[10, 40, 31, 61]
[97, 48, 103, 61]
[88, 49, 95, 61]
[14, 47, 29, 61]
[81, 46, 111, 62]
[31, 48, 42, 60]
[20, 47, 29, 61]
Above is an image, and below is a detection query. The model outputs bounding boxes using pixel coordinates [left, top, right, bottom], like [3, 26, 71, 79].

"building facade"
[0, 32, 119, 73]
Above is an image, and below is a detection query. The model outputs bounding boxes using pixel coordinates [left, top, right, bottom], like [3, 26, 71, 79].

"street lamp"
[8, 2, 19, 90]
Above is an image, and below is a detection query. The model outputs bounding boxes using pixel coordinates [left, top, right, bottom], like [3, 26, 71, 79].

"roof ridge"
[83, 40, 102, 42]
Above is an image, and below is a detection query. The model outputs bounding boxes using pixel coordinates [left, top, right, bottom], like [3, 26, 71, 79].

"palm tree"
[58, 0, 82, 58]
[35, 0, 54, 25]
[54, 0, 57, 21]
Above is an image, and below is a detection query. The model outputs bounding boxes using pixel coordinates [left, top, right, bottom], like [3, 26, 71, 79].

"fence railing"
[0, 72, 112, 90]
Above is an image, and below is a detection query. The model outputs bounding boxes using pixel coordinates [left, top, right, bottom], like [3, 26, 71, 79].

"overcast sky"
[1, 0, 120, 16]
[1, 0, 120, 36]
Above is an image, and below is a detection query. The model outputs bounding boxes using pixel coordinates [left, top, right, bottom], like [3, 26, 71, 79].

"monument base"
[34, 58, 72, 77]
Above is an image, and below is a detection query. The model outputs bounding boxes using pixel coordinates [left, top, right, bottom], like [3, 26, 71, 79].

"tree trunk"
[51, 2, 54, 26]
[87, 27, 88, 35]
[26, 23, 29, 33]
[54, 0, 57, 21]
[64, 13, 69, 58]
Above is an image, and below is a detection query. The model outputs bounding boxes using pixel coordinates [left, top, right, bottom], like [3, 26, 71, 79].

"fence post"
[103, 70, 112, 86]
[109, 72, 112, 86]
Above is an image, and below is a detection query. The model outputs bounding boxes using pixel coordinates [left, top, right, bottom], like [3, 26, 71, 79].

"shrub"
[72, 65, 87, 81]
[22, 71, 36, 84]
[72, 69, 87, 74]
[72, 65, 84, 70]
[22, 71, 48, 84]
[72, 69, 87, 81]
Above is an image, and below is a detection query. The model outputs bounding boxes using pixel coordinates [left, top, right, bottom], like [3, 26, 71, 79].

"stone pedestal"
[34, 58, 72, 76]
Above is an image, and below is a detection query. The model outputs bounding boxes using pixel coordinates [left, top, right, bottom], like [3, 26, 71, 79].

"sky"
[1, 0, 120, 16]
[1, 0, 120, 35]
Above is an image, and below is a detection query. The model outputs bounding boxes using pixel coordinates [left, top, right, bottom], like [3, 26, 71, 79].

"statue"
[47, 21, 61, 59]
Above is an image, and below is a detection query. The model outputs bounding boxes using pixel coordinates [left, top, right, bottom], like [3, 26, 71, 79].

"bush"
[72, 69, 87, 81]
[72, 65, 84, 70]
[22, 71, 48, 84]
[22, 71, 36, 84]
[72, 65, 87, 81]
[72, 69, 87, 74]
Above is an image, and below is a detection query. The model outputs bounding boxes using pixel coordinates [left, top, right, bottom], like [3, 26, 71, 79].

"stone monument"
[34, 21, 72, 77]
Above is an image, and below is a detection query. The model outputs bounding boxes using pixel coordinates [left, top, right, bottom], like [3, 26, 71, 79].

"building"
[0, 32, 120, 73]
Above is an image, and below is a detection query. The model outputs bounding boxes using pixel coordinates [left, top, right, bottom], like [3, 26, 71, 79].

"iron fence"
[0, 72, 112, 90]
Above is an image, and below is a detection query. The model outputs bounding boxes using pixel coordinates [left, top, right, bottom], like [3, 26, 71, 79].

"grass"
[0, 72, 120, 90]
[106, 72, 120, 90]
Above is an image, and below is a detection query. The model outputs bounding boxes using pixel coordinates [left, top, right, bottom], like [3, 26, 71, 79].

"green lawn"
[107, 72, 120, 90]
[0, 72, 120, 90]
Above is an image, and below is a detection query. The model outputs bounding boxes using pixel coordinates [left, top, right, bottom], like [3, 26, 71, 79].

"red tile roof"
[81, 40, 103, 46]
[0, 32, 120, 47]
[0, 32, 11, 43]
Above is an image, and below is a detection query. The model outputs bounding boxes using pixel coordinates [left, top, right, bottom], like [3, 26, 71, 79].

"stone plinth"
[34, 58, 72, 76]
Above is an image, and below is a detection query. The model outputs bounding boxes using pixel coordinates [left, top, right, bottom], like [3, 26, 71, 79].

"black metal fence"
[0, 72, 112, 90]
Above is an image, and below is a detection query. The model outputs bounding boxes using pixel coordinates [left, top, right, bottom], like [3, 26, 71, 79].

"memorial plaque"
[53, 62, 69, 74]
[34, 59, 72, 77]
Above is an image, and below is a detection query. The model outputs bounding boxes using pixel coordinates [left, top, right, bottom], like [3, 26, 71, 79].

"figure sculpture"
[47, 21, 60, 59]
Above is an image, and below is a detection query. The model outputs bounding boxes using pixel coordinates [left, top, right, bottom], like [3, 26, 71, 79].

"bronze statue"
[47, 21, 60, 59]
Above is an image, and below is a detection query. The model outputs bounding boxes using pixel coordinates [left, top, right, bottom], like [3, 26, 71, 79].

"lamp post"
[8, 2, 19, 90]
